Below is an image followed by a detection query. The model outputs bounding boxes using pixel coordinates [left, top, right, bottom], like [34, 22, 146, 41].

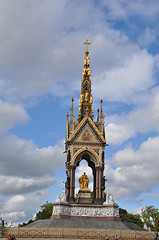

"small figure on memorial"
[112, 236, 115, 240]
[79, 172, 89, 190]
[12, 235, 16, 240]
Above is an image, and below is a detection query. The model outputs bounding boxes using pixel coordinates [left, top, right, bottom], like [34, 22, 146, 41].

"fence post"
[18, 227, 20, 237]
[120, 228, 122, 240]
[62, 227, 64, 238]
[0, 217, 2, 238]
[135, 229, 136, 240]
[47, 227, 49, 238]
[105, 226, 107, 239]
[77, 228, 78, 239]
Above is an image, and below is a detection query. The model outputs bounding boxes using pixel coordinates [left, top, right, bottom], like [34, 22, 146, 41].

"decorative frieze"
[52, 204, 119, 218]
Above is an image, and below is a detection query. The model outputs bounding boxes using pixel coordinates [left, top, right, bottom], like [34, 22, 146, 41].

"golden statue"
[79, 172, 89, 190]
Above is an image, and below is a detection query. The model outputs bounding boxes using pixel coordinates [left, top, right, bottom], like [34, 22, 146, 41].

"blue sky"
[0, 0, 159, 225]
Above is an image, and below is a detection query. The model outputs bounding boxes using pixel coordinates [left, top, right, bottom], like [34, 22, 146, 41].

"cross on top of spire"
[84, 39, 90, 52]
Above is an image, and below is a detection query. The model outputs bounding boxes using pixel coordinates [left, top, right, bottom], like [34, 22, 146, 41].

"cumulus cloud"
[0, 135, 65, 178]
[1, 190, 50, 225]
[102, 1, 159, 20]
[93, 49, 155, 104]
[106, 90, 159, 145]
[0, 0, 157, 105]
[0, 135, 65, 224]
[0, 100, 29, 133]
[105, 136, 159, 200]
[138, 27, 157, 47]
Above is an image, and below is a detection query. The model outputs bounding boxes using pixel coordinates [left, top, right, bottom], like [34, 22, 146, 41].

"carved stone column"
[67, 165, 75, 203]
[95, 166, 104, 204]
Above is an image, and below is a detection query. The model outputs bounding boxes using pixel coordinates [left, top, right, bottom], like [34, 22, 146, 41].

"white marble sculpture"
[55, 194, 61, 203]
[60, 189, 68, 203]
[55, 189, 68, 204]
[103, 190, 116, 205]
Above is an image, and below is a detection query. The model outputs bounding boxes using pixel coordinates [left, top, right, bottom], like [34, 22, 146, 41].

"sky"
[0, 0, 159, 225]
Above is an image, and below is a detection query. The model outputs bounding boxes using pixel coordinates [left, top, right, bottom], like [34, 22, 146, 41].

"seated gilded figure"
[79, 172, 89, 190]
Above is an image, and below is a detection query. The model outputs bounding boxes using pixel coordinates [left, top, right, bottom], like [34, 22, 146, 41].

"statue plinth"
[78, 189, 92, 204]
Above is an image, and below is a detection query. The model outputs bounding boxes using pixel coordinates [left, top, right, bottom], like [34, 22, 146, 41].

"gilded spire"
[70, 98, 75, 122]
[78, 40, 93, 122]
[100, 99, 104, 124]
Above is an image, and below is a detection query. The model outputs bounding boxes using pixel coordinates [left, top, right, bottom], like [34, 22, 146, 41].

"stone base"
[51, 202, 119, 221]
[78, 189, 92, 204]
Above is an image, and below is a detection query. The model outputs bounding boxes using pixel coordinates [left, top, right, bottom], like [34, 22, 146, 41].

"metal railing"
[2, 227, 155, 239]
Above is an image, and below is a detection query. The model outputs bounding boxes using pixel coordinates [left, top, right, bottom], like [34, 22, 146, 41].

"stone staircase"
[26, 219, 145, 231]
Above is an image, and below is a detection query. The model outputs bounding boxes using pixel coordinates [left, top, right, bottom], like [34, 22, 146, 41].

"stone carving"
[55, 194, 61, 203]
[79, 172, 89, 190]
[60, 189, 67, 203]
[53, 204, 119, 217]
[55, 189, 68, 204]
[104, 190, 116, 205]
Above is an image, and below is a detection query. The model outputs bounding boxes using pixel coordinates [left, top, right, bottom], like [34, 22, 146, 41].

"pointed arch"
[72, 147, 99, 168]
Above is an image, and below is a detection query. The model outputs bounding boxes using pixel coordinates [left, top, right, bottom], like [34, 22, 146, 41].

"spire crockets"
[78, 40, 94, 122]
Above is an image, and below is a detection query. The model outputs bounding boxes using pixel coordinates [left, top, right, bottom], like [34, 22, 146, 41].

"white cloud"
[0, 135, 65, 178]
[138, 27, 157, 47]
[1, 190, 50, 225]
[0, 0, 157, 105]
[0, 100, 29, 133]
[93, 49, 155, 104]
[102, 1, 159, 20]
[0, 175, 55, 195]
[106, 89, 159, 144]
[106, 136, 159, 200]
[0, 134, 65, 224]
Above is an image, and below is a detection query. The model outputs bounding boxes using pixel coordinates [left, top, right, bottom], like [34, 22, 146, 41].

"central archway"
[73, 148, 99, 203]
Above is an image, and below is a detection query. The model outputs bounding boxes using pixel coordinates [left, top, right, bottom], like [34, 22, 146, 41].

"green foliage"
[119, 208, 143, 228]
[35, 201, 53, 220]
[141, 206, 159, 231]
[119, 208, 128, 221]
[18, 219, 33, 227]
[154, 213, 159, 231]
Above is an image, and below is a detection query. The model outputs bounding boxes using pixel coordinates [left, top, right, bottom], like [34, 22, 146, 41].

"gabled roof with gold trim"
[67, 115, 106, 144]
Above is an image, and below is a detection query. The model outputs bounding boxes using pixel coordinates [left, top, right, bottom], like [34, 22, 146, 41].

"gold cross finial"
[84, 39, 90, 52]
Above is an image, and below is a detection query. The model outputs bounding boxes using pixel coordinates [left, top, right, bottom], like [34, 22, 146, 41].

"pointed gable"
[68, 116, 106, 144]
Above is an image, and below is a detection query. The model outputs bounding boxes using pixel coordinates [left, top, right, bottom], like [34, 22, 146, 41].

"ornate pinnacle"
[84, 39, 90, 54]
[70, 98, 75, 122]
[78, 40, 94, 122]
[66, 112, 69, 120]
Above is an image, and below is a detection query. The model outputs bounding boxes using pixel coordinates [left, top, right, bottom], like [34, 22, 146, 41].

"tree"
[35, 201, 53, 220]
[119, 208, 143, 228]
[141, 206, 159, 231]
[154, 213, 159, 231]
[18, 219, 33, 227]
[119, 208, 128, 221]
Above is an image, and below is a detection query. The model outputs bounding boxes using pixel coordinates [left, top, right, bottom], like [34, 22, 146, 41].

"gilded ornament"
[79, 172, 89, 190]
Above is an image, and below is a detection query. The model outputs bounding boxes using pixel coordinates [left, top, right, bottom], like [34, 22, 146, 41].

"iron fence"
[2, 227, 155, 239]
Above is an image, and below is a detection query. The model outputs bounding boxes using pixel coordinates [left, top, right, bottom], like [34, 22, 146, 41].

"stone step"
[26, 219, 144, 231]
